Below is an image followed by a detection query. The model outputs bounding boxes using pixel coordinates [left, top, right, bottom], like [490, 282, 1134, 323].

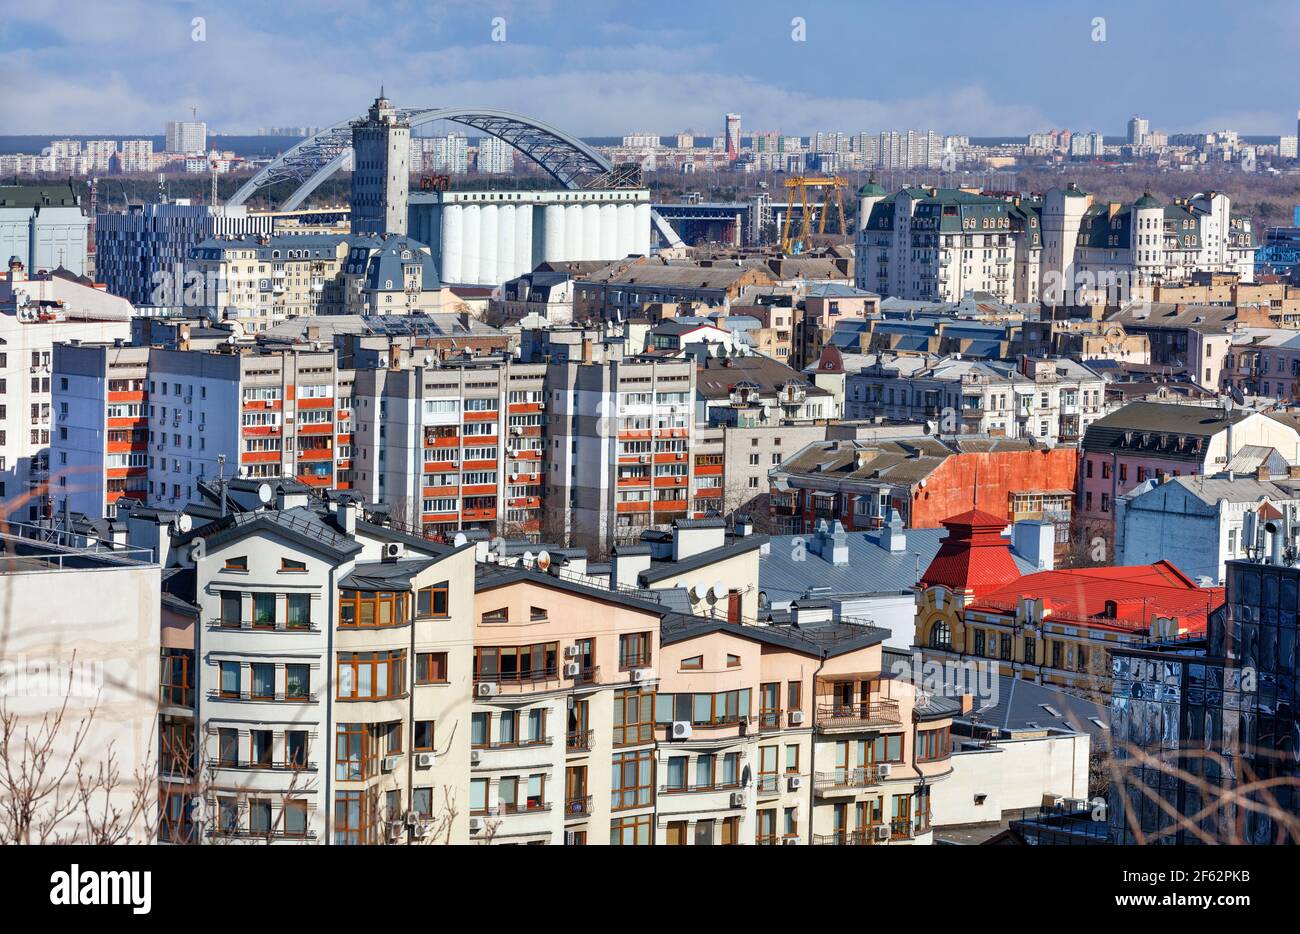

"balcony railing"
[209, 617, 319, 633]
[757, 708, 784, 731]
[755, 773, 781, 796]
[473, 666, 560, 687]
[208, 757, 317, 773]
[813, 767, 884, 792]
[813, 828, 885, 846]
[472, 735, 553, 751]
[566, 729, 594, 752]
[494, 801, 552, 816]
[890, 816, 914, 840]
[659, 780, 743, 795]
[564, 795, 593, 819]
[814, 698, 901, 730]
[209, 690, 318, 704]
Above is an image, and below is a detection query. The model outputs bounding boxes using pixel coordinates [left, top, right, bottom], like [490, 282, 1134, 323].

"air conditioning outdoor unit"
[729, 792, 746, 808]
[476, 682, 499, 698]
[470, 750, 481, 765]
[383, 542, 403, 559]
[781, 837, 799, 845]
[564, 662, 580, 677]
[410, 822, 430, 839]
[787, 775, 803, 791]
[631, 668, 655, 683]
[564, 645, 581, 658]
[416, 752, 436, 768]
[872, 824, 890, 842]
[381, 755, 401, 772]
[876, 763, 892, 780]
[788, 710, 805, 726]
[670, 720, 692, 740]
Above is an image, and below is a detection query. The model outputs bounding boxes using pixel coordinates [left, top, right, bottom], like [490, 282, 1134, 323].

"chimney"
[7, 257, 25, 282]
[612, 545, 652, 589]
[884, 508, 906, 553]
[339, 500, 358, 536]
[828, 520, 849, 566]
[672, 519, 726, 561]
[1012, 519, 1055, 571]
[734, 514, 754, 537]
[581, 338, 593, 365]
[790, 598, 834, 627]
[388, 345, 402, 370]
[960, 694, 975, 715]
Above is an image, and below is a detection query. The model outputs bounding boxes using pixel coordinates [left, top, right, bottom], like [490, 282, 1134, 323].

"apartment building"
[770, 436, 1079, 541]
[574, 260, 774, 321]
[914, 509, 1222, 700]
[0, 521, 160, 843]
[1076, 401, 1300, 558]
[1, 258, 133, 521]
[695, 353, 838, 427]
[846, 354, 1109, 443]
[52, 343, 356, 517]
[151, 492, 476, 844]
[0, 182, 90, 277]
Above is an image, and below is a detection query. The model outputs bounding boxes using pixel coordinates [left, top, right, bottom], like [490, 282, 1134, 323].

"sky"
[1, 0, 1298, 138]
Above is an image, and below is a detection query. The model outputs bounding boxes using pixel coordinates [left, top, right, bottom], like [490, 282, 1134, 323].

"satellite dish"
[452, 532, 468, 548]
[689, 581, 706, 600]
[423, 355, 433, 367]
[709, 581, 726, 602]
[257, 482, 272, 505]
[176, 513, 193, 534]
[536, 549, 551, 571]
[522, 550, 535, 567]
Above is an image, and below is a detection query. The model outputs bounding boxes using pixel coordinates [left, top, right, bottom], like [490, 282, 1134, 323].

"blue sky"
[0, 0, 1296, 137]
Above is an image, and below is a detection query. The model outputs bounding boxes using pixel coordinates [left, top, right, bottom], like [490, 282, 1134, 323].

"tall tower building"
[1127, 115, 1150, 146]
[351, 92, 410, 236]
[725, 113, 741, 162]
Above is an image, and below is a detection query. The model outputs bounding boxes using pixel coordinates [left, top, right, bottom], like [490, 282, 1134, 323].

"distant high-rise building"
[165, 120, 207, 154]
[1127, 115, 1150, 146]
[475, 136, 515, 174]
[350, 93, 410, 237]
[725, 113, 741, 162]
[675, 132, 694, 149]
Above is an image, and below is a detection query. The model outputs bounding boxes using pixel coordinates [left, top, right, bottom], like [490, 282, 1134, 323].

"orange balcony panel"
[241, 451, 282, 464]
[298, 423, 333, 436]
[424, 460, 458, 472]
[297, 448, 333, 461]
[426, 435, 460, 448]
[463, 411, 499, 422]
[463, 508, 497, 521]
[653, 453, 687, 465]
[462, 484, 497, 496]
[422, 511, 460, 522]
[106, 417, 146, 430]
[462, 459, 496, 471]
[336, 481, 353, 491]
[508, 402, 543, 414]
[519, 427, 542, 438]
[242, 426, 281, 437]
[337, 433, 353, 445]
[107, 391, 146, 404]
[618, 477, 649, 488]
[422, 485, 459, 497]
[694, 464, 723, 476]
[510, 450, 542, 461]
[653, 476, 687, 488]
[617, 501, 651, 514]
[297, 473, 333, 487]
[295, 397, 334, 410]
[619, 429, 651, 440]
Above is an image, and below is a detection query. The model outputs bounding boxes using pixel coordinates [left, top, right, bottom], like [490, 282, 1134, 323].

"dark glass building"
[1108, 558, 1298, 844]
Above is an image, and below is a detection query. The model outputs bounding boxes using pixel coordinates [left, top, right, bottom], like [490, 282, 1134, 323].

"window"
[281, 558, 306, 572]
[286, 731, 308, 769]
[251, 663, 275, 700]
[285, 665, 310, 701]
[611, 749, 654, 811]
[613, 687, 655, 746]
[253, 593, 276, 629]
[618, 632, 652, 670]
[610, 813, 652, 846]
[917, 727, 951, 761]
[928, 621, 951, 649]
[336, 651, 407, 700]
[338, 590, 409, 628]
[286, 593, 311, 630]
[474, 643, 557, 685]
[680, 655, 703, 670]
[412, 787, 433, 818]
[416, 652, 448, 684]
[283, 799, 308, 837]
[217, 727, 238, 766]
[224, 555, 248, 571]
[414, 721, 435, 751]
[416, 582, 449, 618]
[727, 654, 741, 668]
[219, 661, 241, 698]
[333, 789, 376, 846]
[251, 730, 273, 767]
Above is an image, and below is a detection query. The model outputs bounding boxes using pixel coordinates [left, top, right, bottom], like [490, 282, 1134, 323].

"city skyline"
[3, 0, 1299, 137]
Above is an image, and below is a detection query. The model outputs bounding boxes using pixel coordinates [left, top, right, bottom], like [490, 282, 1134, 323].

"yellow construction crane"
[780, 175, 847, 254]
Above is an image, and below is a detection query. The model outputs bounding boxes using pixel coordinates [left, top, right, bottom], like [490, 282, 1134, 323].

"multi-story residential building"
[770, 436, 1079, 544]
[1011, 316, 1151, 365]
[1, 258, 133, 521]
[1076, 401, 1300, 559]
[0, 182, 90, 277]
[475, 136, 514, 174]
[0, 520, 159, 843]
[96, 202, 273, 306]
[855, 185, 1021, 303]
[1116, 470, 1300, 584]
[341, 235, 447, 315]
[695, 353, 838, 427]
[914, 509, 1222, 700]
[52, 343, 356, 517]
[350, 94, 409, 237]
[165, 120, 207, 153]
[573, 259, 774, 321]
[793, 283, 880, 369]
[1107, 554, 1298, 844]
[692, 422, 827, 517]
[847, 354, 1109, 443]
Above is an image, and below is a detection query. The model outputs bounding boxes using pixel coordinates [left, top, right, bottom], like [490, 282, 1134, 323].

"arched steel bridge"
[228, 107, 682, 245]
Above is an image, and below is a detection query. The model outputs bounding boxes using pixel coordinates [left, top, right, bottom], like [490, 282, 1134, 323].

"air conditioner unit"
[788, 710, 805, 727]
[470, 750, 481, 765]
[729, 792, 746, 808]
[670, 720, 692, 740]
[638, 455, 650, 463]
[381, 755, 401, 773]
[383, 542, 403, 559]
[415, 752, 435, 768]
[410, 822, 430, 839]
[476, 682, 499, 698]
[536, 401, 546, 411]
[469, 817, 484, 833]
[781, 837, 799, 845]
[563, 662, 580, 677]
[872, 824, 890, 842]
[787, 775, 803, 791]
[876, 763, 892, 780]
[564, 645, 581, 658]
[631, 668, 655, 683]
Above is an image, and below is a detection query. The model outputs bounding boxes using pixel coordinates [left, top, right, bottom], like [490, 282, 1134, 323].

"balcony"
[208, 757, 317, 774]
[208, 617, 320, 634]
[813, 827, 886, 846]
[813, 766, 885, 794]
[814, 698, 901, 732]
[208, 689, 318, 704]
[566, 729, 594, 753]
[564, 795, 593, 821]
[757, 708, 784, 731]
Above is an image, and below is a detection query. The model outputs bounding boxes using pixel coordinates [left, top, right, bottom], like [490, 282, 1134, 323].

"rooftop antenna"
[217, 454, 228, 517]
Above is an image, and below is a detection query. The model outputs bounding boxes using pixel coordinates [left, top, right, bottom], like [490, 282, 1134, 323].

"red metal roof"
[968, 560, 1222, 635]
[919, 510, 1022, 598]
